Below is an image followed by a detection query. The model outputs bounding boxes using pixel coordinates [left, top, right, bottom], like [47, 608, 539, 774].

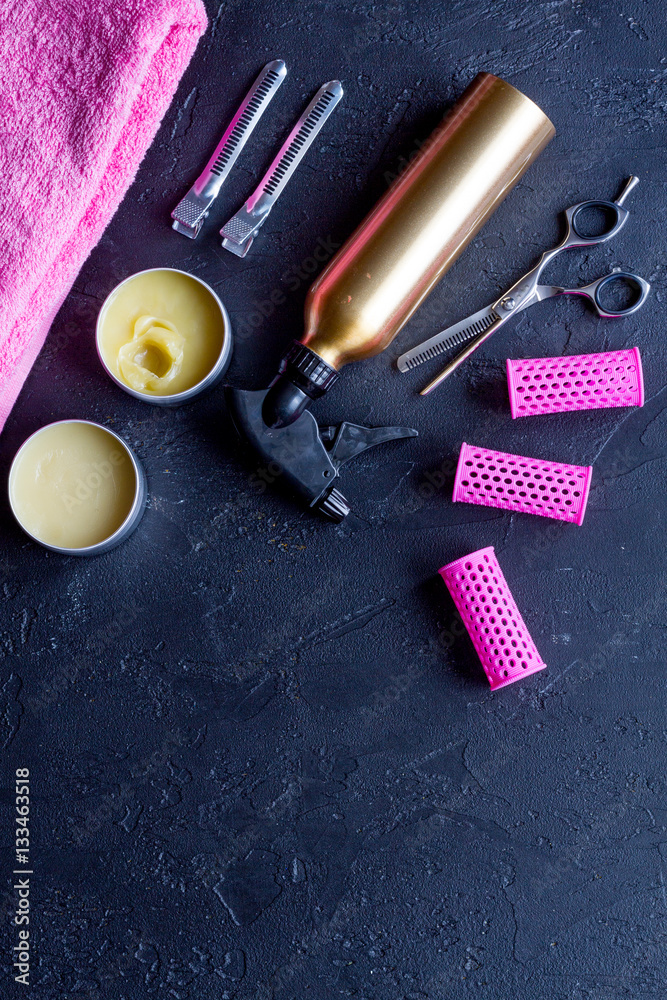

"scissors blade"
[396, 303, 500, 373]
[534, 284, 564, 301]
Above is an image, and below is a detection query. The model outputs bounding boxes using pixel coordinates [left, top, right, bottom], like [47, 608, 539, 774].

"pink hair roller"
[453, 442, 592, 525]
[506, 347, 644, 418]
[439, 546, 547, 690]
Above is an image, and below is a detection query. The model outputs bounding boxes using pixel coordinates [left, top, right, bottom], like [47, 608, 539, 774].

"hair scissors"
[397, 176, 651, 396]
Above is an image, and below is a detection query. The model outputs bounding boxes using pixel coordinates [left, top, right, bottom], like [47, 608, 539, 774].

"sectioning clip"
[220, 80, 343, 257]
[171, 60, 286, 239]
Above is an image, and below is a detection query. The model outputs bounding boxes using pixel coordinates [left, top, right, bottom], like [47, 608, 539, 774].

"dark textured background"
[1, 1, 666, 997]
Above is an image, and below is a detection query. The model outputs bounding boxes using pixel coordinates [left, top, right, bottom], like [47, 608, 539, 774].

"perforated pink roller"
[453, 442, 592, 525]
[506, 347, 644, 418]
[439, 546, 547, 690]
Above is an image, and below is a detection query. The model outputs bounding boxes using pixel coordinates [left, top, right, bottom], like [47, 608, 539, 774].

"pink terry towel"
[0, 0, 208, 431]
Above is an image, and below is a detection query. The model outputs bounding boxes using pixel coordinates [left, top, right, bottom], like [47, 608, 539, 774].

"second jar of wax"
[96, 268, 232, 405]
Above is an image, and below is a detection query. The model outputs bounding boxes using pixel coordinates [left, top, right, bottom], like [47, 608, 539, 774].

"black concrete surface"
[1, 2, 666, 997]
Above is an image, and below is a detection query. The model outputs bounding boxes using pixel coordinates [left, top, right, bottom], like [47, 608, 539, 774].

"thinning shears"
[397, 176, 650, 395]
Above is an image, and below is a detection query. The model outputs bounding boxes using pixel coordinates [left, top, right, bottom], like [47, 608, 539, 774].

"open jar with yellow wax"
[8, 420, 146, 555]
[96, 268, 232, 404]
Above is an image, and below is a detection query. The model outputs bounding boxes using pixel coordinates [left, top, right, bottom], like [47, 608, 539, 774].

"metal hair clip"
[171, 60, 286, 239]
[220, 80, 343, 257]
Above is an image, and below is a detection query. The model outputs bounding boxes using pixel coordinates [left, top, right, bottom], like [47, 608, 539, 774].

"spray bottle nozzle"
[262, 341, 339, 428]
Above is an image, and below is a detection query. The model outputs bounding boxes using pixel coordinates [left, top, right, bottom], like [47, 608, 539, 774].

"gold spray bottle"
[264, 73, 555, 425]
[227, 73, 555, 519]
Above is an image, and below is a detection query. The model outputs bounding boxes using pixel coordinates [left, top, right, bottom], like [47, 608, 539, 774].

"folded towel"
[0, 0, 208, 431]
